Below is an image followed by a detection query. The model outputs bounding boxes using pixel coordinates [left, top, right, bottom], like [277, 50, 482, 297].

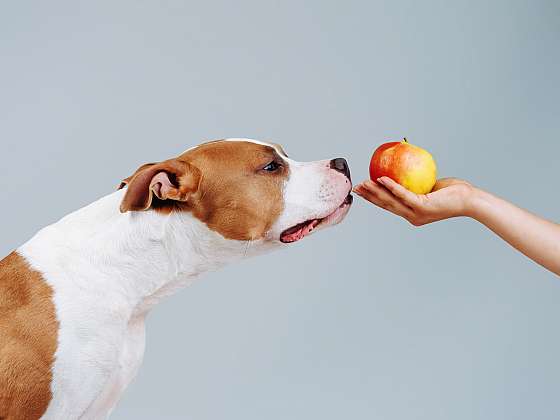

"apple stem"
[403, 137, 408, 143]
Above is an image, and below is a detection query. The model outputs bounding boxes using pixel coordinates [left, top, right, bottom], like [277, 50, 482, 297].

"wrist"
[463, 186, 490, 220]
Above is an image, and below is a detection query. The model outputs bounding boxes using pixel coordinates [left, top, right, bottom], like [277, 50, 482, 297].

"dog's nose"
[330, 158, 351, 181]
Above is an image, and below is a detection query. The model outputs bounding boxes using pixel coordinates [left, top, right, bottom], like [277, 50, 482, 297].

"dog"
[0, 138, 352, 419]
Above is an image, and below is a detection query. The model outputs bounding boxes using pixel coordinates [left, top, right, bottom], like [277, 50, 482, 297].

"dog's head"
[119, 139, 352, 247]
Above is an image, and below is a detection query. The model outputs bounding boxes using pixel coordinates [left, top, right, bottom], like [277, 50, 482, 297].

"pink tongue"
[281, 220, 319, 243]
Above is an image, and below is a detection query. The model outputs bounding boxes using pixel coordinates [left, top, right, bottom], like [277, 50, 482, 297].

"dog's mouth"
[280, 194, 353, 244]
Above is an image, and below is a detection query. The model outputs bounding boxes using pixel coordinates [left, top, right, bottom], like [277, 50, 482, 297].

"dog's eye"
[262, 161, 281, 172]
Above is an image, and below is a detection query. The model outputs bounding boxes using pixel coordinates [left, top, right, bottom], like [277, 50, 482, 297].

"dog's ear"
[118, 163, 155, 190]
[119, 159, 201, 213]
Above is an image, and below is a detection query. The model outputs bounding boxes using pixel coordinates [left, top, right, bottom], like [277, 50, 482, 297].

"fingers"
[353, 176, 470, 227]
[376, 176, 420, 206]
[353, 180, 414, 219]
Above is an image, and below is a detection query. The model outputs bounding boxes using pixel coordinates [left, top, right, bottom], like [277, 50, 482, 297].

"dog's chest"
[41, 312, 147, 419]
[78, 317, 147, 419]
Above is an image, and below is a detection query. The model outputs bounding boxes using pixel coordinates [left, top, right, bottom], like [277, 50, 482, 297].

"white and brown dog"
[0, 138, 352, 419]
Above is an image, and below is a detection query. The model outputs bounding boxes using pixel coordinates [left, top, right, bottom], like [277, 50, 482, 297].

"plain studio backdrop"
[1, 1, 559, 419]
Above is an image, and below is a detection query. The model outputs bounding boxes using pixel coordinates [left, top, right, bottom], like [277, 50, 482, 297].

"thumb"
[432, 178, 469, 192]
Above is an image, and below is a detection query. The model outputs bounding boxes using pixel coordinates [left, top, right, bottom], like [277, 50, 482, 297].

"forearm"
[466, 188, 560, 276]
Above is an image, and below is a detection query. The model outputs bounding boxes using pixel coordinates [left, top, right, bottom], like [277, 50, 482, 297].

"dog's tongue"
[280, 219, 320, 243]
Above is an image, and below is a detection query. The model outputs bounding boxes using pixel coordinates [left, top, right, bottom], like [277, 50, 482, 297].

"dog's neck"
[19, 189, 271, 318]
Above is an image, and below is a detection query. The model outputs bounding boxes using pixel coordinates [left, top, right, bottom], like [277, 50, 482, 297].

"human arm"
[353, 177, 560, 276]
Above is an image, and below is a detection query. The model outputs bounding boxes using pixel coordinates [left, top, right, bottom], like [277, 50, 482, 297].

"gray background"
[1, 1, 559, 419]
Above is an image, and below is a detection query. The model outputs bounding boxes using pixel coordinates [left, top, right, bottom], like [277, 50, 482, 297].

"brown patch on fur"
[0, 252, 58, 420]
[181, 141, 287, 240]
[119, 140, 287, 240]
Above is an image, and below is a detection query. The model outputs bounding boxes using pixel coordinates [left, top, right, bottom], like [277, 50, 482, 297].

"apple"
[369, 138, 437, 194]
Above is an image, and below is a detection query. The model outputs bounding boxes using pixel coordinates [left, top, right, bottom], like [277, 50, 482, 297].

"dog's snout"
[330, 158, 351, 181]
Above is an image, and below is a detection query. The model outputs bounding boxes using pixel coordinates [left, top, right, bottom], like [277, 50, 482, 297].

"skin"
[353, 176, 560, 276]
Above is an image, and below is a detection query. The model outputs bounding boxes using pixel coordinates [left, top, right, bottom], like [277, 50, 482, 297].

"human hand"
[353, 176, 475, 226]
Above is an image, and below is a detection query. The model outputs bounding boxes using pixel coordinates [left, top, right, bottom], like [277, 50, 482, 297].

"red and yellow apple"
[369, 138, 437, 194]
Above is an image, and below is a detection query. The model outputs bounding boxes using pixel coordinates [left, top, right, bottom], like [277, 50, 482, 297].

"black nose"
[330, 158, 351, 181]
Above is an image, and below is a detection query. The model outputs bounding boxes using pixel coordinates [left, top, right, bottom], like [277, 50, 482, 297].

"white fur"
[20, 190, 270, 419]
[268, 158, 351, 240]
[15, 139, 351, 419]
